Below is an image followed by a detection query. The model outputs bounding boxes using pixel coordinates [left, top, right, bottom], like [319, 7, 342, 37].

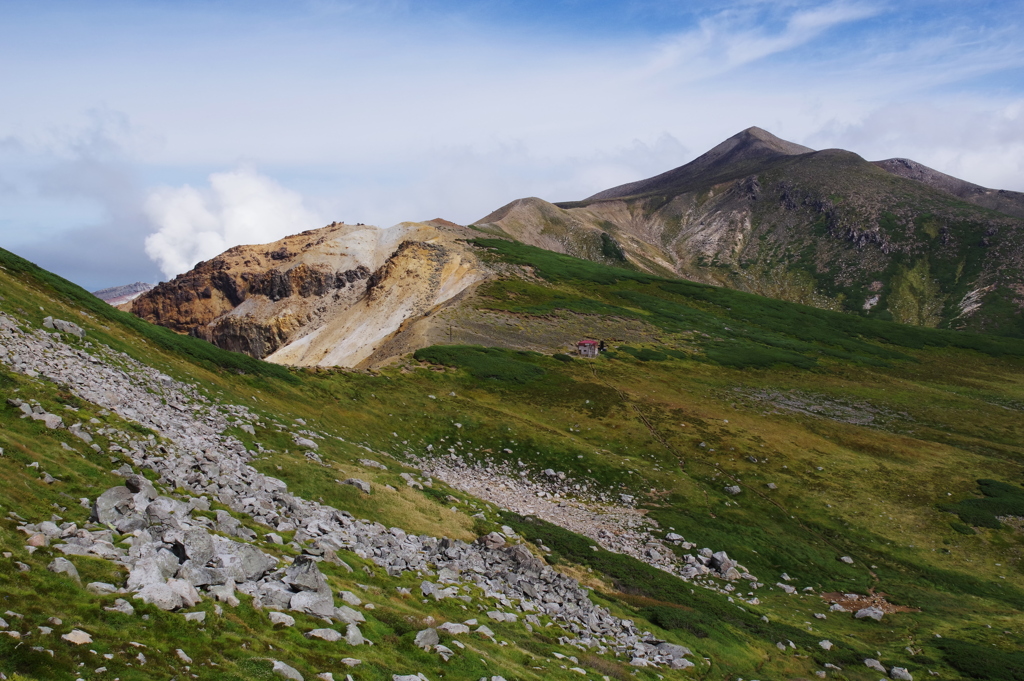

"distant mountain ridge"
[475, 127, 1024, 337]
[873, 157, 1024, 219]
[92, 281, 154, 306]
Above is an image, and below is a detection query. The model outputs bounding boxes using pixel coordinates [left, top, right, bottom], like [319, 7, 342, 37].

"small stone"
[819, 640, 833, 650]
[724, 485, 742, 495]
[184, 612, 206, 623]
[840, 556, 854, 564]
[307, 628, 342, 642]
[176, 649, 192, 664]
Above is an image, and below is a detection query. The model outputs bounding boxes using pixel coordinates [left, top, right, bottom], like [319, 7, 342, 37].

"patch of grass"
[0, 246, 296, 382]
[413, 345, 547, 384]
[935, 638, 1024, 680]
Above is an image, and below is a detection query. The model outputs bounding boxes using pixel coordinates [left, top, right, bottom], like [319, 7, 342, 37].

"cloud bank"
[144, 168, 324, 279]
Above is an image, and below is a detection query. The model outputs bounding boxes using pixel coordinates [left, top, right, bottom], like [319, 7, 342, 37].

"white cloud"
[143, 167, 324, 278]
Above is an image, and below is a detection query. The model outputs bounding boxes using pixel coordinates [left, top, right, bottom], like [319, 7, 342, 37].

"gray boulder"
[656, 642, 691, 659]
[865, 658, 887, 673]
[47, 557, 81, 584]
[855, 606, 884, 621]
[179, 528, 215, 566]
[269, 612, 295, 627]
[724, 485, 742, 495]
[93, 486, 134, 525]
[341, 478, 371, 494]
[478, 532, 505, 549]
[414, 628, 439, 649]
[306, 628, 342, 642]
[345, 623, 366, 645]
[290, 590, 336, 619]
[134, 583, 184, 611]
[284, 555, 329, 593]
[272, 660, 304, 681]
[890, 668, 913, 681]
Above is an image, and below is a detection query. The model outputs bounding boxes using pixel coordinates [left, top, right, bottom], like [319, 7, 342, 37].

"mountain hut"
[577, 339, 599, 358]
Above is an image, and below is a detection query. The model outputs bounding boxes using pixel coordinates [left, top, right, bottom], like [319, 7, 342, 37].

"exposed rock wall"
[131, 222, 493, 368]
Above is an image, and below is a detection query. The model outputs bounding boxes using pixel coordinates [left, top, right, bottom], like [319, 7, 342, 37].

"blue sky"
[2, 0, 1023, 288]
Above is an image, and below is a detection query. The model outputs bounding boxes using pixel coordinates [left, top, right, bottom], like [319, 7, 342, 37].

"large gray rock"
[284, 555, 329, 593]
[341, 478, 371, 494]
[306, 628, 342, 642]
[656, 642, 690, 659]
[47, 557, 81, 584]
[258, 581, 295, 611]
[290, 590, 336, 619]
[855, 606, 884, 621]
[478, 532, 505, 550]
[178, 528, 215, 567]
[167, 578, 202, 607]
[93, 486, 134, 525]
[345, 623, 366, 645]
[414, 628, 439, 649]
[134, 583, 184, 611]
[437, 622, 470, 635]
[333, 605, 365, 625]
[43, 317, 85, 339]
[127, 557, 168, 591]
[272, 660, 304, 681]
[269, 612, 295, 627]
[890, 668, 913, 681]
[865, 658, 888, 673]
[213, 540, 277, 582]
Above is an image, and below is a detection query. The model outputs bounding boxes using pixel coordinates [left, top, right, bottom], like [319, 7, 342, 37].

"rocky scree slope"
[0, 310, 703, 677]
[474, 127, 1024, 336]
[131, 221, 492, 369]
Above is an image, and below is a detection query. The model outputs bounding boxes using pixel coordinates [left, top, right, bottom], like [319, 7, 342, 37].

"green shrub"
[552, 353, 574, 363]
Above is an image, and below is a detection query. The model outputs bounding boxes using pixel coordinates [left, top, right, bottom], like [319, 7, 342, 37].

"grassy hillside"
[2, 244, 1024, 680]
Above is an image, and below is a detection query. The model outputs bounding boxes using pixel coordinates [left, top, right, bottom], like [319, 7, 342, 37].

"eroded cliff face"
[131, 221, 493, 367]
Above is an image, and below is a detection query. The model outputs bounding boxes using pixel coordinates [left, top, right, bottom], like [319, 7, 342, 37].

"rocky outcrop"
[131, 221, 493, 368]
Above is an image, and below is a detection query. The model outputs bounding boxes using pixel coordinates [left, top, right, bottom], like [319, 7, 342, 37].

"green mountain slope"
[474, 128, 1024, 338]
[2, 244, 1024, 681]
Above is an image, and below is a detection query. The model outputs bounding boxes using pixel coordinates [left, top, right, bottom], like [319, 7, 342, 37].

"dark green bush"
[940, 479, 1024, 529]
[553, 353, 574, 363]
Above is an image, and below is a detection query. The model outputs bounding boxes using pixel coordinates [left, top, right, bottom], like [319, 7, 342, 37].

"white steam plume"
[143, 167, 323, 279]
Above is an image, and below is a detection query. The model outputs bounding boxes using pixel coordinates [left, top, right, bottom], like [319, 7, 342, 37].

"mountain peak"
[586, 127, 813, 201]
